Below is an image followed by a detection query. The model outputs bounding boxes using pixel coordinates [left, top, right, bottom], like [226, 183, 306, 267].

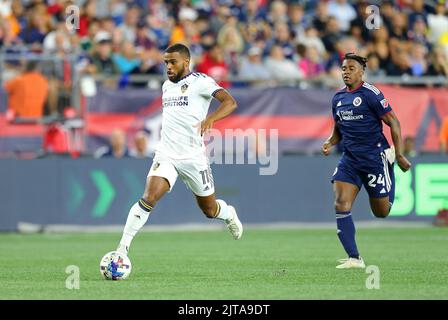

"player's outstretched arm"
[200, 89, 237, 136]
[322, 123, 341, 156]
[381, 111, 412, 172]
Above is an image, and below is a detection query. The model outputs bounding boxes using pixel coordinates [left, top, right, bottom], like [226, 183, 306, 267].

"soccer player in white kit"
[116, 43, 243, 256]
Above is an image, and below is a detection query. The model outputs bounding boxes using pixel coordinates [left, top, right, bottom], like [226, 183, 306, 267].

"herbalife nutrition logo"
[65, 5, 80, 34]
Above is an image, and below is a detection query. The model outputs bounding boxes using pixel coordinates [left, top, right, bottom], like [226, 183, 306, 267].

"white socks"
[215, 199, 232, 221]
[118, 201, 152, 252]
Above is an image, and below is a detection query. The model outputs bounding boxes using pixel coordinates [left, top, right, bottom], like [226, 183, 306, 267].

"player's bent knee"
[372, 208, 389, 218]
[334, 200, 352, 213]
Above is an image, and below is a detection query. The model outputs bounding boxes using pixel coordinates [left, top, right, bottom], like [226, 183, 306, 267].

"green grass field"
[1, 227, 447, 300]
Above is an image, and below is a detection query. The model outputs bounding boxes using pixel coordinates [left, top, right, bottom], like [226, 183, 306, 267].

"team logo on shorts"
[353, 97, 362, 107]
[181, 83, 189, 93]
[153, 162, 160, 171]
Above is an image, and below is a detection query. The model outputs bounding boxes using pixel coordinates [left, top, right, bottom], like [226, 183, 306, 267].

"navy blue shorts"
[331, 150, 395, 199]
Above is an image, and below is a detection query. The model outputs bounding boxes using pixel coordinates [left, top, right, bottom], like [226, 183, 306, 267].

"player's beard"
[169, 66, 186, 83]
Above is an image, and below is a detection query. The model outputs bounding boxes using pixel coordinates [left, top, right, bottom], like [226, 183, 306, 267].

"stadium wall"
[0, 155, 446, 231]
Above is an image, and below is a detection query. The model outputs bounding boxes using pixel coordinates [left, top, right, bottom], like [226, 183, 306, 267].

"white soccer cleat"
[385, 145, 395, 164]
[116, 244, 129, 256]
[336, 257, 366, 269]
[225, 206, 243, 240]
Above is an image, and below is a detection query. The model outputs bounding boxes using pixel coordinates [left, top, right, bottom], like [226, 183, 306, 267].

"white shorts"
[147, 152, 215, 197]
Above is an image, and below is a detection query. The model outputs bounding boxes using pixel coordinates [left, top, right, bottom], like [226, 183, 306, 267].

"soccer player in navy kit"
[322, 53, 412, 269]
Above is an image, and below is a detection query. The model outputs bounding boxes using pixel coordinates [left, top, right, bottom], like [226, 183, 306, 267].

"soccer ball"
[99, 251, 132, 280]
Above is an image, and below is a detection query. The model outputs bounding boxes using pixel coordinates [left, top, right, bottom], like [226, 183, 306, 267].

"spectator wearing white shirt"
[428, 1, 448, 45]
[327, 0, 357, 32]
[265, 44, 303, 80]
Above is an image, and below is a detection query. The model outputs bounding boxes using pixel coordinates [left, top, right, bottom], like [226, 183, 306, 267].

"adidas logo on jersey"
[337, 101, 342, 106]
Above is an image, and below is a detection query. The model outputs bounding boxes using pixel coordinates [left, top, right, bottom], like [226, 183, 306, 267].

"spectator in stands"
[113, 40, 140, 74]
[210, 4, 231, 35]
[311, 1, 329, 34]
[428, 0, 448, 45]
[298, 45, 325, 80]
[240, 0, 266, 24]
[407, 16, 430, 49]
[380, 0, 395, 32]
[365, 53, 386, 78]
[3, 60, 48, 118]
[387, 48, 413, 76]
[78, 0, 96, 38]
[85, 31, 120, 76]
[321, 16, 342, 54]
[348, 1, 371, 45]
[440, 116, 448, 154]
[43, 19, 73, 55]
[299, 26, 326, 57]
[265, 44, 303, 81]
[267, 0, 288, 25]
[217, 14, 245, 74]
[370, 27, 391, 71]
[0, 13, 20, 47]
[134, 20, 156, 51]
[170, 6, 198, 45]
[196, 43, 230, 88]
[408, 0, 428, 28]
[18, 6, 47, 45]
[389, 11, 409, 42]
[267, 21, 296, 60]
[130, 130, 153, 159]
[327, 0, 357, 33]
[409, 42, 428, 76]
[288, 4, 306, 41]
[118, 5, 140, 43]
[96, 128, 130, 158]
[426, 46, 448, 77]
[238, 46, 271, 84]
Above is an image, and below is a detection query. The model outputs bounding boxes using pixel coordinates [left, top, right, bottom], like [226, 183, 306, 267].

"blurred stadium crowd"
[1, 0, 448, 88]
[1, 0, 448, 158]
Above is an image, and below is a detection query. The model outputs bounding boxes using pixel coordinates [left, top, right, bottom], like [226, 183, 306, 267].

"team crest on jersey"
[181, 83, 189, 93]
[380, 98, 389, 109]
[353, 97, 362, 107]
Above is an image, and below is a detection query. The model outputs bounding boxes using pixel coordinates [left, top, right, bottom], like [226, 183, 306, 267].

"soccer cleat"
[384, 145, 395, 165]
[116, 244, 129, 256]
[225, 206, 243, 240]
[336, 257, 365, 269]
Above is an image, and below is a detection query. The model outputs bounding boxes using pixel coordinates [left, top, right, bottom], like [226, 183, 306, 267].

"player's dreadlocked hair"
[343, 53, 368, 70]
[165, 43, 191, 59]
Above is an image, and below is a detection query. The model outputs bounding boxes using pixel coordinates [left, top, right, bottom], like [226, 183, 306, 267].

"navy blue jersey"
[332, 82, 392, 162]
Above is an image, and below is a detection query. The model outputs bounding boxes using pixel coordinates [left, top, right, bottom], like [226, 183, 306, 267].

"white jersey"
[156, 72, 223, 159]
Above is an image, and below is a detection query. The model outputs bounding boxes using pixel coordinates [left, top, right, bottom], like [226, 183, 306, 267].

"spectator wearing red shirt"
[196, 44, 230, 88]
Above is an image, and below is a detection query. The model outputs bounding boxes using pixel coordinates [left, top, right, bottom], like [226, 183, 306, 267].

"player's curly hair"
[165, 43, 191, 59]
[343, 53, 368, 70]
